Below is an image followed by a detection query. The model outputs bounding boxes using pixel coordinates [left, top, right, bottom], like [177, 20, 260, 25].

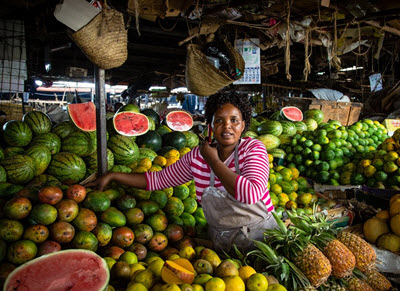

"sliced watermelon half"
[165, 110, 193, 131]
[68, 102, 96, 132]
[113, 111, 150, 136]
[4, 249, 109, 291]
[280, 106, 303, 121]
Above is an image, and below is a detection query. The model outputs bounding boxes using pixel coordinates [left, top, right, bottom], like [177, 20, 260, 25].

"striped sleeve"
[145, 150, 194, 191]
[235, 139, 270, 204]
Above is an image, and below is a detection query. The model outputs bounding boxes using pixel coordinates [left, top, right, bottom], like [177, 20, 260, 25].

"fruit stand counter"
[279, 97, 363, 126]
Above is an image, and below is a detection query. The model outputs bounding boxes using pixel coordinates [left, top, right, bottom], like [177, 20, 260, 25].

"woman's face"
[212, 103, 245, 147]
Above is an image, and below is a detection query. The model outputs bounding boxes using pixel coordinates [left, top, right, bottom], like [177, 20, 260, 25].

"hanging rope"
[331, 9, 341, 71]
[303, 26, 312, 81]
[133, 0, 140, 36]
[285, 0, 293, 81]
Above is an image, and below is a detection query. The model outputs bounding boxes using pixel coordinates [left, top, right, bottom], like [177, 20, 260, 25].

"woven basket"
[70, 7, 128, 69]
[185, 40, 245, 97]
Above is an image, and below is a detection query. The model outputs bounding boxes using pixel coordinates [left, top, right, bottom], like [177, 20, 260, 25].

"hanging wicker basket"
[70, 7, 128, 69]
[185, 39, 245, 97]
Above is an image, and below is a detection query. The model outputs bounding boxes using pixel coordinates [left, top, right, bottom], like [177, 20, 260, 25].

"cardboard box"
[383, 119, 400, 136]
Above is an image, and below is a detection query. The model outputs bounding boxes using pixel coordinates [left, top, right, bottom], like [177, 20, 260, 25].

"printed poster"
[234, 38, 261, 85]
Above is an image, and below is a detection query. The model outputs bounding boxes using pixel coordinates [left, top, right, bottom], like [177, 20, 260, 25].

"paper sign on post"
[234, 38, 261, 85]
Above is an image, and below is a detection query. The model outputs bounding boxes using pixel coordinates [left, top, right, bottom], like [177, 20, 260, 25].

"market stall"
[1, 0, 400, 290]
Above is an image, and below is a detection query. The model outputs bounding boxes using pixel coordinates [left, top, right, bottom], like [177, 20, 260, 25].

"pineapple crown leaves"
[248, 240, 312, 290]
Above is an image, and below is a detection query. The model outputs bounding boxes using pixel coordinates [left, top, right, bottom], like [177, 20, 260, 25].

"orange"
[279, 168, 293, 181]
[270, 184, 282, 195]
[289, 167, 299, 180]
[223, 275, 245, 291]
[165, 157, 179, 167]
[268, 154, 274, 163]
[238, 266, 257, 283]
[165, 149, 180, 159]
[149, 165, 163, 172]
[383, 161, 398, 174]
[205, 277, 225, 291]
[179, 147, 191, 157]
[363, 165, 376, 178]
[133, 166, 148, 173]
[138, 157, 153, 170]
[160, 283, 181, 291]
[163, 187, 174, 198]
[247, 273, 269, 291]
[154, 156, 167, 167]
[277, 193, 289, 208]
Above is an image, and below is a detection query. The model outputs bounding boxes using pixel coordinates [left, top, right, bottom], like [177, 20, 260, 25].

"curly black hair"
[204, 91, 252, 131]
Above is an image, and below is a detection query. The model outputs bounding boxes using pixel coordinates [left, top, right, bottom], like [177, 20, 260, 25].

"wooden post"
[94, 66, 108, 176]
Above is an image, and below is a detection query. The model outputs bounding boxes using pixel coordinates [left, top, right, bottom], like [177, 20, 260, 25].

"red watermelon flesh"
[113, 111, 150, 136]
[4, 249, 109, 291]
[281, 106, 303, 121]
[166, 111, 193, 131]
[68, 102, 96, 132]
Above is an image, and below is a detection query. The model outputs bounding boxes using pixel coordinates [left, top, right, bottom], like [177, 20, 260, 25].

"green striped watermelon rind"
[280, 121, 297, 137]
[30, 133, 62, 155]
[46, 152, 86, 183]
[0, 165, 6, 182]
[25, 145, 52, 176]
[108, 135, 140, 165]
[84, 148, 114, 171]
[0, 155, 36, 184]
[22, 111, 52, 134]
[61, 131, 93, 157]
[257, 120, 283, 136]
[51, 121, 76, 140]
[3, 120, 33, 147]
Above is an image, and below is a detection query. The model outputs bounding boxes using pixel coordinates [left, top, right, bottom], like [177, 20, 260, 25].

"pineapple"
[347, 276, 374, 291]
[325, 280, 349, 291]
[285, 210, 355, 278]
[292, 243, 332, 287]
[264, 212, 332, 288]
[322, 239, 356, 278]
[298, 287, 318, 291]
[337, 231, 376, 272]
[364, 268, 392, 291]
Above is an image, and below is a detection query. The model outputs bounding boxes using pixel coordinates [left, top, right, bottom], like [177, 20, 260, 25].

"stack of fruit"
[236, 211, 393, 291]
[363, 193, 400, 254]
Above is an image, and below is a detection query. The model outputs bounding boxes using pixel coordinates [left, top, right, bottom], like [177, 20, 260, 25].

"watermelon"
[47, 152, 86, 183]
[110, 165, 132, 173]
[280, 121, 297, 136]
[4, 249, 109, 291]
[28, 174, 61, 189]
[30, 133, 61, 155]
[0, 147, 3, 160]
[116, 103, 140, 113]
[257, 120, 283, 136]
[2, 120, 32, 147]
[242, 131, 258, 139]
[162, 131, 187, 150]
[3, 147, 25, 158]
[304, 118, 319, 131]
[136, 130, 163, 152]
[280, 106, 303, 121]
[84, 148, 114, 173]
[249, 118, 261, 132]
[0, 165, 6, 182]
[183, 131, 200, 149]
[68, 102, 96, 132]
[25, 145, 52, 176]
[257, 134, 281, 151]
[165, 110, 193, 131]
[113, 111, 150, 136]
[108, 135, 140, 165]
[0, 155, 36, 184]
[279, 134, 292, 145]
[139, 148, 158, 161]
[61, 131, 94, 157]
[51, 121, 76, 139]
[155, 125, 172, 137]
[293, 121, 308, 132]
[141, 108, 160, 125]
[269, 148, 286, 159]
[269, 111, 281, 121]
[304, 109, 324, 124]
[22, 110, 52, 134]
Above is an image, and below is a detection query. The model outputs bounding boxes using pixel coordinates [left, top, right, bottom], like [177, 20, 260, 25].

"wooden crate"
[279, 97, 363, 126]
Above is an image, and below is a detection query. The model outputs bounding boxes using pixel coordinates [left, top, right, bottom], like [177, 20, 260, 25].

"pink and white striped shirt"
[145, 137, 274, 212]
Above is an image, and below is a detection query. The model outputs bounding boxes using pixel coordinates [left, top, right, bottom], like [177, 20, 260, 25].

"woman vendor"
[88, 91, 277, 252]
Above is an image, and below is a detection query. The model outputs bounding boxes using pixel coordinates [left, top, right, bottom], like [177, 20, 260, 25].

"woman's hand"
[85, 172, 114, 191]
[200, 139, 219, 165]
